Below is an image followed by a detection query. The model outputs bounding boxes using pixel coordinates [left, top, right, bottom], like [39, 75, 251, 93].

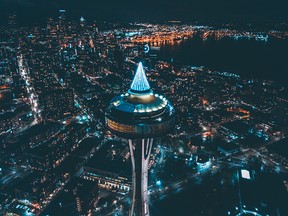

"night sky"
[1, 0, 288, 24]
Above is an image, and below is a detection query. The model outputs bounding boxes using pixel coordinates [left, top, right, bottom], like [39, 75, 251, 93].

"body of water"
[159, 35, 288, 84]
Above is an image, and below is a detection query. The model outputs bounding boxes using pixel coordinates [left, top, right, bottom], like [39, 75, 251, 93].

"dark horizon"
[1, 0, 288, 25]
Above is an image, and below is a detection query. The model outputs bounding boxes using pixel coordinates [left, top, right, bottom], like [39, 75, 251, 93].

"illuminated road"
[17, 54, 42, 124]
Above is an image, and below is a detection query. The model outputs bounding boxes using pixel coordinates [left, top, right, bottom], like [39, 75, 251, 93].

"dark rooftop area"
[84, 140, 131, 178]
[267, 137, 288, 159]
[221, 120, 251, 134]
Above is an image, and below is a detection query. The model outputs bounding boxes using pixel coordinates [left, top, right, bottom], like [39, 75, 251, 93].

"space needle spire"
[130, 62, 151, 93]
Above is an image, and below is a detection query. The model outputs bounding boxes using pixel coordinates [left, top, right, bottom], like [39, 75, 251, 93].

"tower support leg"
[128, 138, 153, 216]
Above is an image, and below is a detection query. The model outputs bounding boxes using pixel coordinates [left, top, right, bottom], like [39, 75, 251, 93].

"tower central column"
[128, 138, 153, 216]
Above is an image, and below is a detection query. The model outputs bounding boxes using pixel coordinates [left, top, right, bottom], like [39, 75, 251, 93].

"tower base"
[128, 138, 153, 216]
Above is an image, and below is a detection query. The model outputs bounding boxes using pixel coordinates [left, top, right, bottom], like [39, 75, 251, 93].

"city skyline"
[0, 7, 288, 216]
[1, 0, 288, 24]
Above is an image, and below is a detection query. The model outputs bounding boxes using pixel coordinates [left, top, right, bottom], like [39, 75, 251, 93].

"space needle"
[105, 62, 175, 216]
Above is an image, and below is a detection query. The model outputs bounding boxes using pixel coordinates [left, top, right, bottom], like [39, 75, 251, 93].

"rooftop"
[267, 137, 288, 159]
[84, 140, 131, 178]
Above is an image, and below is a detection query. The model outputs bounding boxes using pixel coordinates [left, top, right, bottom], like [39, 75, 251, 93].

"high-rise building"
[105, 62, 175, 216]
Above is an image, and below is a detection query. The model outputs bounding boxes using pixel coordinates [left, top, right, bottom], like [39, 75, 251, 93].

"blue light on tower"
[130, 62, 151, 92]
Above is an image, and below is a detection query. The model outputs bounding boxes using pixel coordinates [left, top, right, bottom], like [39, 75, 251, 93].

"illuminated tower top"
[105, 62, 175, 139]
[130, 62, 151, 93]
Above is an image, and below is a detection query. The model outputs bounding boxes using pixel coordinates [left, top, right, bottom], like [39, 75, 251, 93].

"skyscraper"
[105, 62, 175, 216]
